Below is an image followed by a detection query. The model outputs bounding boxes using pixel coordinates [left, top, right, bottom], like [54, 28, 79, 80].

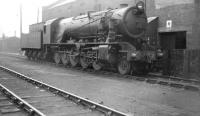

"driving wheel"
[54, 52, 61, 64]
[61, 53, 70, 66]
[118, 59, 131, 75]
[92, 61, 102, 71]
[80, 57, 89, 69]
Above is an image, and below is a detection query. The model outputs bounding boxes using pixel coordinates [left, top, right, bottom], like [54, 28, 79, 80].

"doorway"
[159, 31, 186, 50]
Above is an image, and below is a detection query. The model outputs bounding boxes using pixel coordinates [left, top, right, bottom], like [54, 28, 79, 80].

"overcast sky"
[0, 0, 58, 37]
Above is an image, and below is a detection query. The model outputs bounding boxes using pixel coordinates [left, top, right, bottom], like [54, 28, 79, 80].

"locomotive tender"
[21, 1, 162, 75]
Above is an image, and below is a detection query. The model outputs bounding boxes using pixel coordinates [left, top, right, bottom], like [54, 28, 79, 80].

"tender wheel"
[42, 52, 47, 60]
[54, 52, 61, 64]
[29, 51, 34, 60]
[32, 51, 38, 60]
[26, 50, 31, 59]
[92, 61, 102, 71]
[80, 57, 89, 69]
[118, 60, 131, 75]
[70, 55, 79, 67]
[61, 53, 70, 66]
[25, 50, 28, 57]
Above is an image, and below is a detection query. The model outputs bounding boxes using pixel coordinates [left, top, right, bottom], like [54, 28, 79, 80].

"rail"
[0, 83, 45, 116]
[0, 65, 130, 116]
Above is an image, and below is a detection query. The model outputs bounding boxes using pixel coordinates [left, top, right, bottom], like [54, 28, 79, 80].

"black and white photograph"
[0, 0, 200, 116]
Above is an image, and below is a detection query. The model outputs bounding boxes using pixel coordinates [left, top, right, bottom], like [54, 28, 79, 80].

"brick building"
[152, 0, 198, 50]
[42, 0, 155, 21]
[0, 37, 20, 53]
[42, 0, 200, 49]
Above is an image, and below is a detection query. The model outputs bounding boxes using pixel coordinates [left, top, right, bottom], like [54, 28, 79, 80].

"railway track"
[0, 65, 129, 116]
[74, 68, 200, 92]
[31, 58, 200, 92]
[51, 64, 200, 92]
[0, 85, 29, 116]
[1, 53, 200, 92]
[0, 83, 43, 116]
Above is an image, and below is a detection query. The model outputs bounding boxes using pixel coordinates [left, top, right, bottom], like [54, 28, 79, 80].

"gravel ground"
[0, 53, 200, 116]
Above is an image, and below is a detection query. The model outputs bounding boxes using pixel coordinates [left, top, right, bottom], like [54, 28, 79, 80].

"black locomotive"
[21, 1, 162, 75]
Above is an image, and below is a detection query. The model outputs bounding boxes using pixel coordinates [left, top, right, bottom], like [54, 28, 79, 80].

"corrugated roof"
[148, 17, 158, 23]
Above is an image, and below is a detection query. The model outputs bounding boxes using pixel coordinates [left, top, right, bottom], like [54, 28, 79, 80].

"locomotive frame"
[21, 1, 163, 75]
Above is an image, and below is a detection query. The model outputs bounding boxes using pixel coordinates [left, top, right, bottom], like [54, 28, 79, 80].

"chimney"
[120, 4, 128, 8]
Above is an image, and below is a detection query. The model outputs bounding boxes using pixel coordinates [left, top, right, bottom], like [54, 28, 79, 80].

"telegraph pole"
[37, 7, 40, 23]
[20, 4, 22, 38]
[145, 0, 146, 13]
[19, 4, 22, 51]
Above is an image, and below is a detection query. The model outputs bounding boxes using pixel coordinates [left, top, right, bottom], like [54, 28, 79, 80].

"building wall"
[145, 0, 199, 49]
[154, 2, 195, 49]
[42, 0, 96, 21]
[193, 0, 200, 49]
[42, 0, 156, 21]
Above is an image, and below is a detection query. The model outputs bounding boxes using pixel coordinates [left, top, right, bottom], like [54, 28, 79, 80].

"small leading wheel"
[131, 62, 150, 75]
[54, 52, 61, 64]
[26, 50, 31, 59]
[61, 53, 70, 66]
[25, 50, 29, 57]
[118, 59, 131, 75]
[80, 57, 89, 69]
[92, 61, 102, 71]
[70, 55, 79, 67]
[139, 62, 150, 75]
[37, 51, 42, 60]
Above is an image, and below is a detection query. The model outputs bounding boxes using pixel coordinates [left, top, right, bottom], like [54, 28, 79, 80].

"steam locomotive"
[21, 1, 163, 75]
